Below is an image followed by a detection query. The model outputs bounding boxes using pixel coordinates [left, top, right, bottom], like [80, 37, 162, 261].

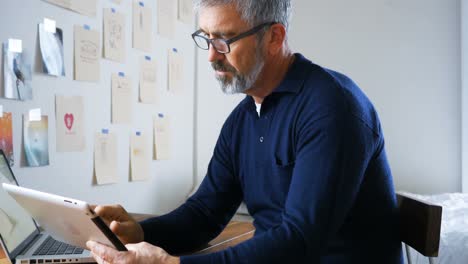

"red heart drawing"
[64, 113, 74, 131]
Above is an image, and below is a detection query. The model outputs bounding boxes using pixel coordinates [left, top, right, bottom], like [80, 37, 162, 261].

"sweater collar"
[240, 53, 311, 110]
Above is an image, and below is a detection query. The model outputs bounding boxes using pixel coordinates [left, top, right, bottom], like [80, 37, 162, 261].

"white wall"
[0, 0, 196, 215]
[460, 0, 468, 193]
[196, 0, 461, 194]
[194, 55, 243, 191]
[462, 0, 468, 193]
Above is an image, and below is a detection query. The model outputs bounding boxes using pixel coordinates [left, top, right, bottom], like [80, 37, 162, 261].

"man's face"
[198, 4, 266, 94]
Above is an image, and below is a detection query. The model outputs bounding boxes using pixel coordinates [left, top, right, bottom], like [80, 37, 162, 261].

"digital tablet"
[2, 183, 127, 251]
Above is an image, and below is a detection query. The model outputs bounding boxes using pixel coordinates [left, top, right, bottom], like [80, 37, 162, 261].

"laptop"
[0, 150, 95, 264]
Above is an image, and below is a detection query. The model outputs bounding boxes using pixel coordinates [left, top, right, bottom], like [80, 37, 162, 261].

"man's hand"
[92, 204, 144, 244]
[86, 241, 180, 264]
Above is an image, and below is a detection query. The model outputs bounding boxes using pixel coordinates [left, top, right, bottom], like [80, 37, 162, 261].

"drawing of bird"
[13, 58, 24, 100]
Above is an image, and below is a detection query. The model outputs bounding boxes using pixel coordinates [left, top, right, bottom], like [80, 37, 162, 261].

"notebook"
[0, 150, 95, 264]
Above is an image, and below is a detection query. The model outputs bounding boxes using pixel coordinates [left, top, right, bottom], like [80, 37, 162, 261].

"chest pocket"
[271, 159, 295, 197]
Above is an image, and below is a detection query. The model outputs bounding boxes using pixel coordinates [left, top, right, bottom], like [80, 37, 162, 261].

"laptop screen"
[0, 151, 37, 256]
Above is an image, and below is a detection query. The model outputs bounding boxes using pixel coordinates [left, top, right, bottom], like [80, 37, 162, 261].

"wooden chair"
[397, 192, 443, 264]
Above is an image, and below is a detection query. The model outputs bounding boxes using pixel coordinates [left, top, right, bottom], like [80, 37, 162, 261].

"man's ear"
[266, 24, 287, 55]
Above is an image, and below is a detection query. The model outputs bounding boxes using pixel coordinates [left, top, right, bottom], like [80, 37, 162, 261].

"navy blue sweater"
[141, 54, 403, 263]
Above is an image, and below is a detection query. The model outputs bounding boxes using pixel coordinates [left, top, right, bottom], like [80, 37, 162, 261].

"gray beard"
[213, 50, 265, 94]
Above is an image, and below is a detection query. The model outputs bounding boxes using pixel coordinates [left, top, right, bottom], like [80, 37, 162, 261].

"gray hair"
[193, 0, 292, 32]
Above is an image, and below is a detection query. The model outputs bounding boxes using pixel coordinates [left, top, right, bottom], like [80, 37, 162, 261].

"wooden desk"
[131, 214, 255, 254]
[196, 221, 255, 254]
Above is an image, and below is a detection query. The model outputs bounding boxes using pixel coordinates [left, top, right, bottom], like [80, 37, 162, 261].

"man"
[87, 0, 403, 263]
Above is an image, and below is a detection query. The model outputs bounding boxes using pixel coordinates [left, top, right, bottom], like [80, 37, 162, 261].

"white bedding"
[399, 192, 468, 264]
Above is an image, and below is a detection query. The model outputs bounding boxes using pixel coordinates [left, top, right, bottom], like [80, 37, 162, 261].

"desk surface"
[131, 214, 255, 254]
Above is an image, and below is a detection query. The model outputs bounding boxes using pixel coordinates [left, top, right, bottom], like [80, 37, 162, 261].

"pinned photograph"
[23, 115, 49, 167]
[2, 42, 32, 101]
[0, 112, 14, 166]
[38, 23, 65, 76]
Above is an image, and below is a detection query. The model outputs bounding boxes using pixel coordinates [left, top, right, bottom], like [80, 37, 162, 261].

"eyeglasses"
[191, 22, 276, 54]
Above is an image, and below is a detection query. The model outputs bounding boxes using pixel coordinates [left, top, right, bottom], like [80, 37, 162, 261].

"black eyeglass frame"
[191, 22, 276, 54]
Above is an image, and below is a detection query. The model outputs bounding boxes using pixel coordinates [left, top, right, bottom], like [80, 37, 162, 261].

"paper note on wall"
[132, 1, 152, 52]
[111, 73, 132, 124]
[103, 8, 125, 62]
[55, 95, 85, 152]
[154, 114, 171, 160]
[94, 131, 118, 185]
[74, 25, 100, 82]
[157, 0, 176, 38]
[43, 0, 97, 17]
[130, 132, 151, 181]
[178, 0, 193, 24]
[139, 56, 157, 104]
[168, 49, 184, 92]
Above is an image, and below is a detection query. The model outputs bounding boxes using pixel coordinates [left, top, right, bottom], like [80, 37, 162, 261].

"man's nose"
[207, 45, 224, 63]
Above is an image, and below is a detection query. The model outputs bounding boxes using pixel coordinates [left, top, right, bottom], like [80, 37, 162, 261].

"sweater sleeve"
[179, 112, 378, 263]
[140, 116, 243, 255]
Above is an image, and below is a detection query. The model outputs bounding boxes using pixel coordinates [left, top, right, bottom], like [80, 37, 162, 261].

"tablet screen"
[0, 154, 37, 254]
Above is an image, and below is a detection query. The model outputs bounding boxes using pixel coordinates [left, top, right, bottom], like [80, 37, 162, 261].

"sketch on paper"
[104, 9, 125, 62]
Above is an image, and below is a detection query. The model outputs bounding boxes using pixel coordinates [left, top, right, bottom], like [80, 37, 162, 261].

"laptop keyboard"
[33, 236, 84, 256]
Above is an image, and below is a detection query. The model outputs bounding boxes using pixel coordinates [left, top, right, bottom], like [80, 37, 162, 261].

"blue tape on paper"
[173, 48, 178, 52]
[111, 8, 116, 13]
[84, 24, 90, 30]
[118, 72, 125, 77]
[145, 55, 151, 61]
[158, 113, 164, 118]
[136, 131, 141, 136]
[139, 1, 144, 7]
[102, 129, 109, 134]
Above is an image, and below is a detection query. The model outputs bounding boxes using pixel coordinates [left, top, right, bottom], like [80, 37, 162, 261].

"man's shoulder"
[296, 57, 360, 99]
[296, 56, 382, 135]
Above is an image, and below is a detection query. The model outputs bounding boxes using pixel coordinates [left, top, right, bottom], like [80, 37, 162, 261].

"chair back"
[397, 192, 442, 257]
